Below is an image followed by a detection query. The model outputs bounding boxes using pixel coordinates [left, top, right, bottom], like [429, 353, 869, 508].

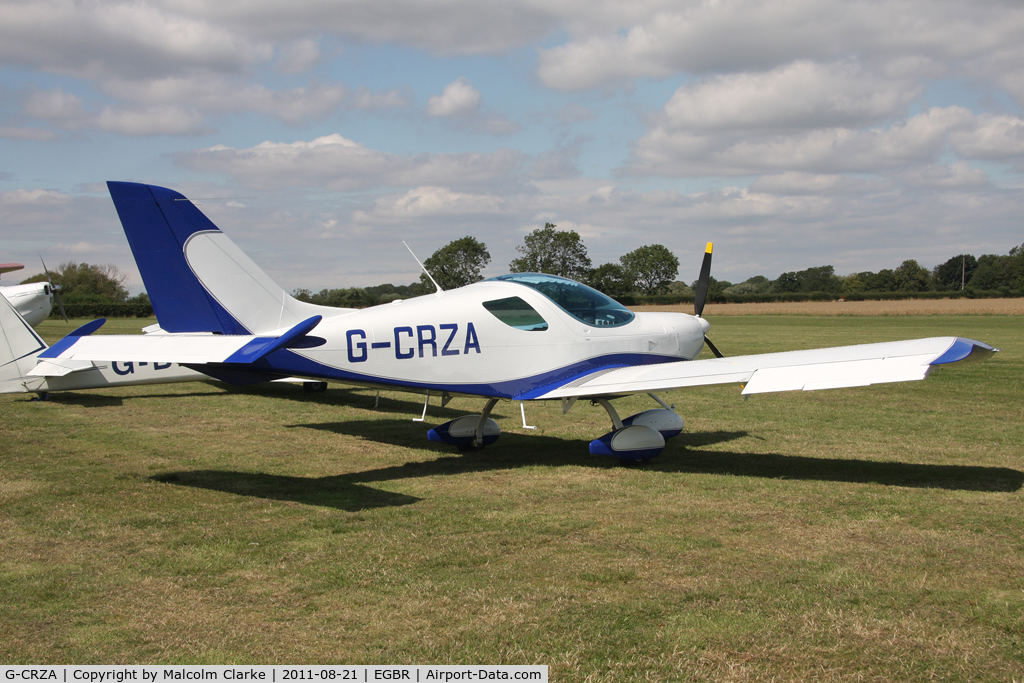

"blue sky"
[2, 0, 1023, 294]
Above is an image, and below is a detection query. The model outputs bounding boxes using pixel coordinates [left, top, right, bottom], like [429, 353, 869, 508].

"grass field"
[1, 311, 1022, 679]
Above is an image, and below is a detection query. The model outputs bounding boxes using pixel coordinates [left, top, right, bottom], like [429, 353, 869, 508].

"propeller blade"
[40, 257, 68, 322]
[693, 242, 713, 317]
[54, 289, 68, 322]
[704, 335, 724, 359]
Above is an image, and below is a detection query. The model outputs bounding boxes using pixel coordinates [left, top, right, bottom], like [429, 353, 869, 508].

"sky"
[1, 0, 1023, 294]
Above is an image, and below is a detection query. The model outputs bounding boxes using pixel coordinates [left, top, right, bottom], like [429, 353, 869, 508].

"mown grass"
[1, 315, 1022, 680]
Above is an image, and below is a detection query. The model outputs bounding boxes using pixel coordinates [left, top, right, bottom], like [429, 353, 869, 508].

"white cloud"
[0, 189, 71, 205]
[948, 113, 1024, 160]
[349, 87, 411, 110]
[0, 0, 270, 80]
[897, 162, 990, 189]
[660, 61, 919, 132]
[95, 104, 207, 136]
[537, 0, 1024, 91]
[626, 106, 987, 177]
[100, 76, 347, 125]
[426, 78, 481, 118]
[23, 87, 88, 123]
[51, 241, 125, 254]
[351, 187, 507, 224]
[749, 172, 878, 195]
[0, 126, 58, 141]
[175, 134, 526, 191]
[275, 39, 321, 74]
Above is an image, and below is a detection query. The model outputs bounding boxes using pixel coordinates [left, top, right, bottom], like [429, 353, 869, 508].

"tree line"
[706, 248, 1024, 301]
[18, 232, 1024, 317]
[295, 225, 1024, 308]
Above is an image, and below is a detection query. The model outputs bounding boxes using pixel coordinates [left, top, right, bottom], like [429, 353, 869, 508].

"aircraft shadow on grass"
[40, 388, 228, 407]
[35, 384, 1023, 498]
[151, 424, 1021, 512]
[151, 469, 422, 513]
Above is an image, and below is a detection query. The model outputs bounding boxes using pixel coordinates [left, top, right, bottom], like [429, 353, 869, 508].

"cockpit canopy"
[486, 273, 635, 327]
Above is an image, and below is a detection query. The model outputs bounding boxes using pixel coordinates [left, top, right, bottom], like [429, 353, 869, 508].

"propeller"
[40, 257, 68, 322]
[693, 242, 723, 359]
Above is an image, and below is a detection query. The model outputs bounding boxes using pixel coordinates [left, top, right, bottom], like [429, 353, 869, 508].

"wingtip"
[930, 337, 999, 366]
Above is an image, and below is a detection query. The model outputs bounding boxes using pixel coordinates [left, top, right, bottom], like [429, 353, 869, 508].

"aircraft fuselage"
[249, 279, 708, 400]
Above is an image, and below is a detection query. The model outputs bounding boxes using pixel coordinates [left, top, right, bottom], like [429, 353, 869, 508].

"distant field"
[1, 314, 1022, 679]
[640, 296, 1024, 316]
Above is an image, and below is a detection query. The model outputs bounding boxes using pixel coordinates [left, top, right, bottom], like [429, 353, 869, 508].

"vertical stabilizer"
[108, 182, 344, 335]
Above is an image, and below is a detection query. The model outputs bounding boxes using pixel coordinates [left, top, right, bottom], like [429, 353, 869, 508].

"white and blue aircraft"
[0, 288, 329, 397]
[35, 182, 998, 461]
[0, 288, 202, 395]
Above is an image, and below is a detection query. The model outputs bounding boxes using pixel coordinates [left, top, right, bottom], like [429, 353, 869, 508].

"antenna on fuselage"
[403, 241, 443, 294]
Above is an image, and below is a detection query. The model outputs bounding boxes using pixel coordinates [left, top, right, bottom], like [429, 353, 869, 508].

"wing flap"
[741, 355, 932, 394]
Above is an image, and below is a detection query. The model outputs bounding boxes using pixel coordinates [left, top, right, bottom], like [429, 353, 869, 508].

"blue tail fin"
[108, 182, 248, 334]
[108, 182, 340, 335]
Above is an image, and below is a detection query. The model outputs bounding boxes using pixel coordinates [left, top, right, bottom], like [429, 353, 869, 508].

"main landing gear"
[427, 398, 501, 450]
[425, 393, 683, 462]
[585, 395, 684, 464]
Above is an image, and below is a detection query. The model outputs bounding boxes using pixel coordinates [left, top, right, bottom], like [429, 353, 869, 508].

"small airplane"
[0, 289, 329, 397]
[0, 261, 68, 327]
[0, 290, 201, 395]
[35, 182, 999, 461]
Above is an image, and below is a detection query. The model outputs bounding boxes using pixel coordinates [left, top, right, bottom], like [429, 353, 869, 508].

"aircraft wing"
[536, 337, 998, 399]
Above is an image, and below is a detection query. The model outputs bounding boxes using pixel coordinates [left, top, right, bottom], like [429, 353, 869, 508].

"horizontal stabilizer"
[224, 315, 322, 363]
[27, 359, 96, 377]
[38, 318, 106, 359]
[32, 316, 324, 368]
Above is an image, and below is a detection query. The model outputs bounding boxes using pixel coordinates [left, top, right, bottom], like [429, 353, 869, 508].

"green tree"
[619, 244, 680, 295]
[419, 236, 491, 292]
[509, 223, 592, 280]
[771, 266, 841, 293]
[586, 263, 633, 298]
[724, 275, 771, 295]
[842, 274, 866, 294]
[772, 271, 801, 293]
[21, 262, 129, 303]
[862, 269, 896, 291]
[692, 275, 730, 302]
[968, 254, 1013, 290]
[933, 254, 977, 291]
[894, 259, 932, 292]
[800, 265, 842, 293]
[1010, 243, 1024, 291]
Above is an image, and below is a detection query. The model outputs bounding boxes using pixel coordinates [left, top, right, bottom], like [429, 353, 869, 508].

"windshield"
[486, 273, 635, 327]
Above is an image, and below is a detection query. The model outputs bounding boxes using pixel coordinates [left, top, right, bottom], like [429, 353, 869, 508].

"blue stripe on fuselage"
[222, 349, 685, 399]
